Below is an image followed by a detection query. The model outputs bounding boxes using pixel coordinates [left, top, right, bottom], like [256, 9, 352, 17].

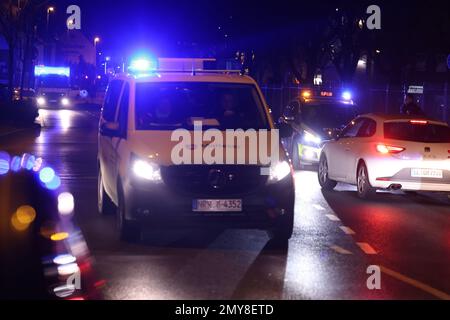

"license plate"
[411, 168, 443, 179]
[193, 199, 242, 212]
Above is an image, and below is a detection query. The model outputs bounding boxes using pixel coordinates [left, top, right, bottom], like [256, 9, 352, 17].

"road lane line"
[380, 265, 450, 300]
[312, 204, 325, 211]
[356, 242, 377, 255]
[339, 226, 356, 235]
[325, 214, 341, 221]
[330, 245, 353, 255]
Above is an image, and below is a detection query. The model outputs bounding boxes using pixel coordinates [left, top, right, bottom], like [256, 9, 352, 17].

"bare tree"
[0, 0, 20, 102]
[0, 0, 44, 102]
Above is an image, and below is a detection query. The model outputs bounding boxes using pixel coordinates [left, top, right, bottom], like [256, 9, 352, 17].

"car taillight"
[376, 144, 405, 154]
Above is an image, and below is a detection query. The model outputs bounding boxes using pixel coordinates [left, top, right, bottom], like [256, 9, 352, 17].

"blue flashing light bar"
[128, 58, 158, 75]
[34, 66, 70, 77]
[342, 91, 352, 101]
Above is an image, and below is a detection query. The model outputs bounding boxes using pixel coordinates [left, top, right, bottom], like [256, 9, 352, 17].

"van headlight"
[267, 161, 292, 183]
[37, 97, 46, 106]
[132, 158, 162, 182]
[303, 130, 322, 145]
[61, 97, 70, 106]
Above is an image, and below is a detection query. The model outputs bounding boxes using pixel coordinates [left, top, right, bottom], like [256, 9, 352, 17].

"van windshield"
[301, 103, 358, 130]
[135, 82, 269, 130]
[36, 75, 70, 89]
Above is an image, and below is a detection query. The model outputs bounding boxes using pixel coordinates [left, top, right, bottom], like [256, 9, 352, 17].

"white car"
[318, 114, 450, 198]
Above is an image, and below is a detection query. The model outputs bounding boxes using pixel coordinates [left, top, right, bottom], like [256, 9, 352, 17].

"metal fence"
[260, 83, 450, 124]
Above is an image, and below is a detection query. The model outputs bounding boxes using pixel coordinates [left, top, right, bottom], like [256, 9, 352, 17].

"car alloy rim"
[358, 167, 366, 193]
[98, 172, 103, 207]
[319, 158, 327, 183]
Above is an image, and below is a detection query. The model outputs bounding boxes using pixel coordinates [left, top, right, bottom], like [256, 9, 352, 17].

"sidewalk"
[0, 123, 40, 138]
[0, 125, 25, 137]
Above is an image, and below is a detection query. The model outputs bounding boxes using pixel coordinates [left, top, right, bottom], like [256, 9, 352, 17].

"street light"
[94, 37, 101, 77]
[66, 19, 74, 36]
[46, 7, 55, 32]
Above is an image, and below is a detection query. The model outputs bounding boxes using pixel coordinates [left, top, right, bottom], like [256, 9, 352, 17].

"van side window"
[118, 83, 129, 135]
[102, 80, 123, 122]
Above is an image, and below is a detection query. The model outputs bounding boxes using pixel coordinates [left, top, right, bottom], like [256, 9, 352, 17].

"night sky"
[47, 0, 450, 59]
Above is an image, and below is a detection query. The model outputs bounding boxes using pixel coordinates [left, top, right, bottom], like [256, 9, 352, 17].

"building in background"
[0, 36, 7, 85]
[36, 30, 96, 94]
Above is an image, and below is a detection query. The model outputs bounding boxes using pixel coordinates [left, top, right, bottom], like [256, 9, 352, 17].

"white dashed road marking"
[339, 226, 356, 235]
[356, 242, 377, 255]
[325, 214, 341, 221]
[313, 204, 325, 211]
[330, 245, 353, 255]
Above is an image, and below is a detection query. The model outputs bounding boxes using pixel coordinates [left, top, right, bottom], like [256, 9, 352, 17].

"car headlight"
[132, 159, 162, 182]
[303, 131, 322, 145]
[37, 97, 46, 106]
[267, 161, 292, 183]
[61, 97, 70, 106]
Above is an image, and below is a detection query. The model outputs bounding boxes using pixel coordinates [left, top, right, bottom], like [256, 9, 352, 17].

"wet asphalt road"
[0, 108, 449, 300]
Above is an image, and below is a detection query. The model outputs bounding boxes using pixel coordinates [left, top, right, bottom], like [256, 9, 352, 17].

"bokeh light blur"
[50, 232, 70, 241]
[11, 205, 37, 231]
[0, 151, 10, 175]
[33, 157, 43, 172]
[21, 153, 36, 170]
[16, 205, 37, 224]
[39, 167, 55, 183]
[45, 175, 61, 190]
[10, 156, 21, 172]
[57, 263, 80, 276]
[58, 192, 75, 215]
[53, 254, 77, 265]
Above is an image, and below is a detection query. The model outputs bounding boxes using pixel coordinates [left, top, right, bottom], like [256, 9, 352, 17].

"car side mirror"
[278, 122, 293, 138]
[332, 130, 341, 140]
[282, 104, 299, 122]
[282, 115, 295, 122]
[100, 121, 120, 137]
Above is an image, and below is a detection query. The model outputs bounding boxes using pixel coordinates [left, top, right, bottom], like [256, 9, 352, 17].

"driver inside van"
[218, 92, 244, 128]
[139, 97, 182, 127]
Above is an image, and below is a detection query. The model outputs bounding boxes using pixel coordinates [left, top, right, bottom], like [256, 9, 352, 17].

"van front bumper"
[122, 177, 295, 229]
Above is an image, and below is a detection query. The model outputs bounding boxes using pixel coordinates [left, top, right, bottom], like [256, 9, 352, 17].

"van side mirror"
[100, 121, 120, 137]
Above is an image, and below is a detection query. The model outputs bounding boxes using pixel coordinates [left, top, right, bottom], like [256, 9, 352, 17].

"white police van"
[97, 58, 295, 246]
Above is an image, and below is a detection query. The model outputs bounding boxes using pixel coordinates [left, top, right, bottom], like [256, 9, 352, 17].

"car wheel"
[318, 155, 337, 190]
[117, 185, 141, 242]
[267, 209, 294, 250]
[357, 162, 376, 199]
[98, 169, 116, 215]
[291, 142, 301, 170]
